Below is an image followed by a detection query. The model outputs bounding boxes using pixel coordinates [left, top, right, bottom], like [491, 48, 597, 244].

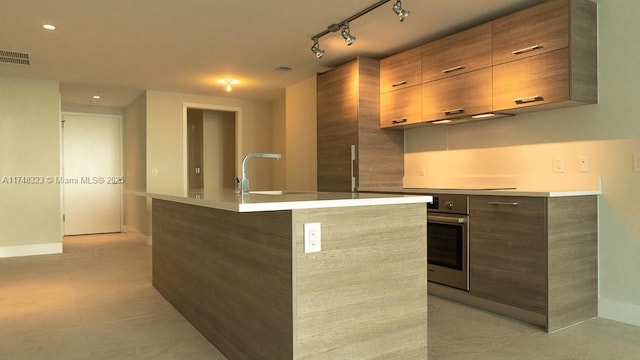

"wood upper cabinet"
[492, 0, 597, 112]
[422, 23, 492, 83]
[492, 0, 569, 66]
[380, 46, 421, 93]
[422, 68, 492, 122]
[380, 85, 422, 128]
[317, 57, 404, 192]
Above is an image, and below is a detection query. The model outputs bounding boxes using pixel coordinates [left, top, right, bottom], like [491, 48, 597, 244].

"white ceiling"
[0, 0, 544, 108]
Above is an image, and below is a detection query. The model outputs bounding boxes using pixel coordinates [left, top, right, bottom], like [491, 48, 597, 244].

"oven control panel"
[426, 194, 469, 214]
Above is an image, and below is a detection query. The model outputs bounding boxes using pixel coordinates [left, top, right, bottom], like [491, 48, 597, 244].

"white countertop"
[359, 187, 601, 197]
[135, 190, 432, 212]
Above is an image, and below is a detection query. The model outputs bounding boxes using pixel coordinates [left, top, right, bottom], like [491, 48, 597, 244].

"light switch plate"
[634, 153, 640, 172]
[578, 155, 589, 173]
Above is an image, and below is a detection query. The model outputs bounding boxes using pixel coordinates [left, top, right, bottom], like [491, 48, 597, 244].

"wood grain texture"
[547, 196, 598, 332]
[152, 199, 293, 360]
[492, 0, 569, 66]
[292, 204, 428, 360]
[422, 68, 493, 122]
[380, 85, 422, 128]
[469, 196, 548, 315]
[421, 23, 492, 83]
[317, 57, 404, 191]
[380, 46, 422, 93]
[493, 49, 570, 111]
[569, 0, 598, 103]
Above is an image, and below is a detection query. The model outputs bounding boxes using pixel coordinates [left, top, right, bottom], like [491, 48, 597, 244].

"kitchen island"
[149, 190, 431, 360]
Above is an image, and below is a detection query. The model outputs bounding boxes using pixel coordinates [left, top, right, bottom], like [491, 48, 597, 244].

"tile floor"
[0, 232, 638, 359]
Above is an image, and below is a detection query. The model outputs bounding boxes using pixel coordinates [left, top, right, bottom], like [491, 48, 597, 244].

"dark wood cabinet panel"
[422, 23, 492, 83]
[469, 196, 548, 314]
[317, 58, 404, 192]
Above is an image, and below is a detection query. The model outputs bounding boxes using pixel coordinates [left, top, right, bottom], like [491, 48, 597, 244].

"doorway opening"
[183, 103, 241, 196]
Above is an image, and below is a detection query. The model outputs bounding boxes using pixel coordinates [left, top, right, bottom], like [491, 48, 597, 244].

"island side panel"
[292, 203, 428, 360]
[547, 196, 598, 332]
[152, 199, 293, 359]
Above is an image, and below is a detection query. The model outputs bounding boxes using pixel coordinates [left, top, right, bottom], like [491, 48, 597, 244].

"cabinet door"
[380, 46, 421, 93]
[468, 196, 547, 315]
[493, 49, 569, 112]
[422, 23, 492, 83]
[380, 85, 422, 128]
[422, 68, 492, 122]
[492, 0, 569, 66]
[317, 61, 358, 192]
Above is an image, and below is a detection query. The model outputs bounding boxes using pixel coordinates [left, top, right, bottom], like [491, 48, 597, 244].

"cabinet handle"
[392, 118, 408, 124]
[511, 44, 543, 55]
[442, 65, 465, 74]
[488, 201, 519, 206]
[514, 95, 544, 105]
[350, 145, 356, 192]
[391, 81, 408, 88]
[444, 108, 465, 116]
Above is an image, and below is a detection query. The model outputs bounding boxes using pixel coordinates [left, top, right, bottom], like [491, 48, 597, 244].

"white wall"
[404, 0, 640, 326]
[0, 77, 62, 256]
[146, 90, 279, 195]
[124, 93, 150, 237]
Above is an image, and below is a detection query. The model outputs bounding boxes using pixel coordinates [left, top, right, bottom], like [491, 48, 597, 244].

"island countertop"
[136, 190, 432, 212]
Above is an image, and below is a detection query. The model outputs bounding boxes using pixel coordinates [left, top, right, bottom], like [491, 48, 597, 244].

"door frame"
[182, 103, 242, 196]
[60, 111, 124, 234]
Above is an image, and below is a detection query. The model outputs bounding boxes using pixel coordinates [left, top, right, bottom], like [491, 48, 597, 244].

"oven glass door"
[427, 222, 464, 270]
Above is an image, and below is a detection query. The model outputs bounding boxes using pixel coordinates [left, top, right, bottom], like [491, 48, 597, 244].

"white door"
[62, 113, 122, 235]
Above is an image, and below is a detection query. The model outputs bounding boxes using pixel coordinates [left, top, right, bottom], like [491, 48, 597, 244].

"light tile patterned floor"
[1, 232, 638, 359]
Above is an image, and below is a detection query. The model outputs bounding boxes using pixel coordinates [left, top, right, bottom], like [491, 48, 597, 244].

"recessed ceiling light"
[92, 95, 101, 99]
[42, 24, 56, 31]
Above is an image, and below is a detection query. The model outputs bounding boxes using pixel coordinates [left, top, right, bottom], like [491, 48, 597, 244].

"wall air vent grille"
[0, 50, 30, 65]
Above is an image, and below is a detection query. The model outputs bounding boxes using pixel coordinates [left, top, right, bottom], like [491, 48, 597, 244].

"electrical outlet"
[553, 156, 566, 173]
[578, 155, 590, 173]
[304, 223, 321, 253]
[418, 164, 426, 176]
[634, 153, 640, 173]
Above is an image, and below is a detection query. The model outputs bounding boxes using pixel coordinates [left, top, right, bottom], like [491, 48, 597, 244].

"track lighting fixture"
[309, 0, 410, 58]
[341, 22, 356, 46]
[311, 38, 325, 59]
[392, 0, 410, 22]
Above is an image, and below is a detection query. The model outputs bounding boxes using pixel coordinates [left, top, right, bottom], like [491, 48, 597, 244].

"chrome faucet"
[240, 153, 282, 193]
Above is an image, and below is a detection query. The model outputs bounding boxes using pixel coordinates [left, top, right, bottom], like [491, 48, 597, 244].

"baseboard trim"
[0, 242, 63, 258]
[599, 296, 640, 327]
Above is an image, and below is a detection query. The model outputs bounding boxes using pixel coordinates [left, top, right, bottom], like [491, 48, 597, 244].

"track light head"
[392, 0, 410, 22]
[341, 22, 356, 46]
[311, 38, 325, 59]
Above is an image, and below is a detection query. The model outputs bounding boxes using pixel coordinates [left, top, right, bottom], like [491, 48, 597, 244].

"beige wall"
[124, 93, 150, 237]
[285, 77, 317, 191]
[0, 77, 62, 255]
[403, 0, 640, 326]
[146, 90, 280, 195]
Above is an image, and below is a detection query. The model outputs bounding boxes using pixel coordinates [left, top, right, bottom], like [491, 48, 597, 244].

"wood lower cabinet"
[468, 195, 598, 332]
[422, 68, 492, 122]
[317, 57, 404, 191]
[422, 23, 492, 83]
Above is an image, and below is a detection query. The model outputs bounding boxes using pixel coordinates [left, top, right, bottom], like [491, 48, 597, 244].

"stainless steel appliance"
[426, 193, 469, 291]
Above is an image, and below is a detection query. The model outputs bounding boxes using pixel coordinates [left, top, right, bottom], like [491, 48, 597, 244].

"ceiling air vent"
[0, 50, 30, 65]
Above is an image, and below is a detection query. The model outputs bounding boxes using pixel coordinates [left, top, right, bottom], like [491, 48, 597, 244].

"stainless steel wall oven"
[427, 193, 469, 291]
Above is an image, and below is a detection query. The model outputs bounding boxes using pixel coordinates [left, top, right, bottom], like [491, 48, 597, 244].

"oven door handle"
[428, 215, 467, 224]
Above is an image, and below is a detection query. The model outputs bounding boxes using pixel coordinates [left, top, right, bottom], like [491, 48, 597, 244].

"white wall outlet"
[304, 222, 321, 253]
[578, 155, 590, 173]
[634, 153, 640, 173]
[418, 164, 426, 176]
[553, 156, 566, 173]
[151, 167, 159, 177]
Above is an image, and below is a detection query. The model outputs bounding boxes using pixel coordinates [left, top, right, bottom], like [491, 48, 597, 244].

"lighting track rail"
[310, 0, 410, 59]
